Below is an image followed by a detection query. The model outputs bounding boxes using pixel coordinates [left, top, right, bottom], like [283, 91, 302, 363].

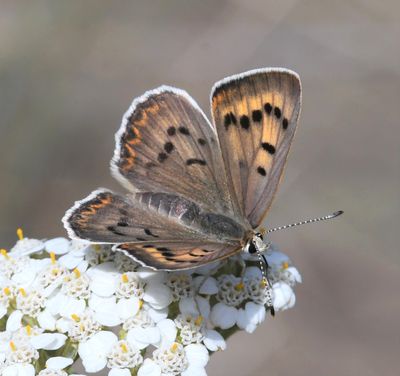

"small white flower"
[153, 342, 188, 375]
[127, 326, 161, 350]
[113, 252, 140, 273]
[15, 288, 44, 317]
[122, 308, 154, 331]
[166, 273, 194, 301]
[68, 309, 102, 342]
[174, 314, 204, 345]
[38, 369, 68, 376]
[116, 272, 145, 299]
[216, 275, 247, 307]
[87, 263, 119, 297]
[61, 269, 90, 299]
[107, 340, 143, 369]
[30, 333, 67, 350]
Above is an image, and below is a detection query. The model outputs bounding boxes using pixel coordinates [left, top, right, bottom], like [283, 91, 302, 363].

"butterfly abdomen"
[136, 192, 245, 241]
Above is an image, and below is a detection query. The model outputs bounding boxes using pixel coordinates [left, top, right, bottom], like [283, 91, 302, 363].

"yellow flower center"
[0, 249, 9, 259]
[121, 273, 129, 283]
[138, 299, 144, 310]
[195, 316, 203, 326]
[26, 325, 32, 336]
[73, 268, 81, 278]
[170, 342, 178, 353]
[4, 287, 11, 296]
[10, 341, 17, 351]
[120, 343, 128, 353]
[234, 282, 245, 291]
[50, 252, 56, 264]
[71, 314, 80, 322]
[19, 288, 27, 297]
[16, 228, 24, 240]
[282, 261, 289, 270]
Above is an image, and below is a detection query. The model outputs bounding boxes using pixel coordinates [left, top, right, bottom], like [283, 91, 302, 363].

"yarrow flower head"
[0, 230, 301, 375]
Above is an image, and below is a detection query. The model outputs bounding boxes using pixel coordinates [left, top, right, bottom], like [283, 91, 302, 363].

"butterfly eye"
[246, 240, 257, 254]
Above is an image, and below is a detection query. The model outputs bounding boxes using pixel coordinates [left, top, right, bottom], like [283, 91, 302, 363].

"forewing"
[111, 86, 239, 218]
[211, 68, 301, 228]
[114, 242, 241, 270]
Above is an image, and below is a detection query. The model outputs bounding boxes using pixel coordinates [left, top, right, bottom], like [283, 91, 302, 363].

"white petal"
[37, 309, 56, 330]
[56, 317, 72, 333]
[11, 269, 37, 287]
[81, 354, 107, 373]
[6, 310, 23, 332]
[266, 250, 290, 268]
[117, 297, 140, 320]
[198, 277, 218, 295]
[195, 296, 210, 320]
[272, 282, 295, 311]
[79, 331, 118, 359]
[127, 327, 160, 349]
[185, 343, 209, 368]
[203, 329, 226, 351]
[156, 319, 177, 347]
[143, 283, 172, 310]
[137, 267, 166, 284]
[90, 295, 121, 326]
[244, 266, 262, 279]
[182, 367, 207, 376]
[245, 302, 266, 326]
[210, 303, 238, 329]
[236, 308, 256, 333]
[58, 253, 84, 269]
[2, 363, 35, 376]
[109, 369, 131, 376]
[287, 267, 302, 283]
[58, 296, 86, 318]
[146, 306, 168, 323]
[89, 274, 117, 297]
[137, 359, 161, 376]
[46, 356, 74, 370]
[86, 262, 119, 275]
[30, 333, 67, 350]
[179, 297, 199, 317]
[45, 237, 70, 255]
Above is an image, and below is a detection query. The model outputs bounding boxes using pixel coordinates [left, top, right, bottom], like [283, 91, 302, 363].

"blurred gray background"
[1, 1, 399, 375]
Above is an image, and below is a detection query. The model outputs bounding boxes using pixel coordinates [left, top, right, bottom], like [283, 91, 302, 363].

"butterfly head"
[244, 232, 270, 255]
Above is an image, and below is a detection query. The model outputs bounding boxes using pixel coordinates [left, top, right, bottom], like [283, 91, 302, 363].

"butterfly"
[62, 68, 301, 271]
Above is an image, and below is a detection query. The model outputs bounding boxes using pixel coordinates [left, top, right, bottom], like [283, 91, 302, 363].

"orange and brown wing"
[211, 68, 301, 228]
[111, 86, 240, 219]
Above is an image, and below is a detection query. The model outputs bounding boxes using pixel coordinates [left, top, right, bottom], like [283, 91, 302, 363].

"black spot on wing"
[164, 142, 174, 153]
[264, 103, 272, 114]
[117, 220, 128, 227]
[257, 166, 267, 176]
[144, 228, 159, 238]
[261, 142, 276, 155]
[274, 107, 281, 119]
[178, 126, 190, 135]
[158, 152, 168, 163]
[107, 226, 125, 236]
[167, 126, 176, 136]
[252, 110, 262, 122]
[282, 118, 289, 130]
[197, 138, 206, 146]
[186, 158, 207, 166]
[240, 115, 250, 130]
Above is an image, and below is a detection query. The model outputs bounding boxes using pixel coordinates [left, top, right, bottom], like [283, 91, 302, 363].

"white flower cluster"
[0, 231, 301, 376]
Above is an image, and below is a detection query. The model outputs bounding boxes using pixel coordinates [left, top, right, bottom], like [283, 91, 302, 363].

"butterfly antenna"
[255, 249, 275, 316]
[266, 210, 344, 234]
